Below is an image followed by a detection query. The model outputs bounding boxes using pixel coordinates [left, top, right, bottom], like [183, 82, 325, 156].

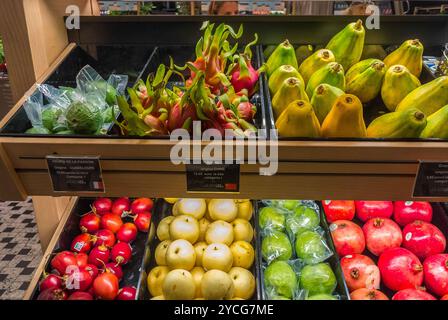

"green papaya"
[420, 105, 448, 139]
[346, 60, 386, 103]
[396, 76, 448, 116]
[275, 100, 321, 138]
[299, 49, 335, 85]
[305, 62, 345, 99]
[381, 65, 421, 112]
[367, 108, 426, 138]
[272, 77, 309, 119]
[311, 84, 345, 124]
[326, 19, 365, 70]
[384, 39, 424, 77]
[269, 65, 304, 94]
[346, 58, 382, 84]
[295, 45, 314, 66]
[266, 40, 298, 77]
[361, 45, 387, 60]
[264, 45, 277, 59]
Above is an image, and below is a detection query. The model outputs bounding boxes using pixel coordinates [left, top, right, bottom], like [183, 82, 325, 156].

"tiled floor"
[0, 198, 42, 300]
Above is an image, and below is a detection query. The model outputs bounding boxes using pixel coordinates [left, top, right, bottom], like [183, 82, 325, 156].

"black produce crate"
[0, 45, 155, 137]
[138, 199, 262, 300]
[114, 45, 269, 139]
[260, 44, 447, 142]
[256, 201, 350, 300]
[29, 197, 151, 300]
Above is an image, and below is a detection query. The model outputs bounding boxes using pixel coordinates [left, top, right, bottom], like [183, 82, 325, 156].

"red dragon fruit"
[230, 34, 259, 96]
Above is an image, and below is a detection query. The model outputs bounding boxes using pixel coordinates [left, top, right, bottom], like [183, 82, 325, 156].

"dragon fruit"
[230, 34, 259, 96]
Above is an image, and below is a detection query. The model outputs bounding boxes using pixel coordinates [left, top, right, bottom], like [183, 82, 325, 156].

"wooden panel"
[0, 144, 27, 201]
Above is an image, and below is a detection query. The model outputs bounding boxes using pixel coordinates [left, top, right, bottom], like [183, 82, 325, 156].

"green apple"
[261, 231, 292, 263]
[270, 200, 301, 211]
[264, 261, 297, 299]
[299, 263, 336, 296]
[259, 207, 286, 231]
[295, 230, 330, 264]
[286, 206, 320, 235]
[306, 293, 337, 300]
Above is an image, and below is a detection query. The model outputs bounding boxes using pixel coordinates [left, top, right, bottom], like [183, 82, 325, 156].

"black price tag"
[186, 163, 240, 193]
[413, 161, 448, 197]
[46, 156, 105, 193]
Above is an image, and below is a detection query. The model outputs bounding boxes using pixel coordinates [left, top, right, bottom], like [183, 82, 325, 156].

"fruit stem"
[296, 101, 305, 107]
[331, 63, 342, 73]
[317, 85, 325, 95]
[322, 50, 330, 59]
[393, 65, 403, 73]
[414, 112, 425, 121]
[287, 77, 299, 86]
[345, 96, 353, 104]
[354, 19, 363, 30]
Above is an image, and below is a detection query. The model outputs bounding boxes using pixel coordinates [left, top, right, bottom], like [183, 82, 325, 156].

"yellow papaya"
[367, 108, 426, 138]
[346, 60, 386, 103]
[306, 62, 345, 98]
[361, 45, 387, 60]
[321, 94, 366, 138]
[420, 105, 448, 139]
[295, 45, 314, 66]
[310, 84, 344, 124]
[346, 58, 382, 84]
[383, 39, 424, 77]
[299, 49, 335, 85]
[272, 77, 309, 119]
[275, 100, 321, 138]
[326, 19, 365, 70]
[381, 65, 421, 112]
[396, 76, 448, 116]
[266, 40, 298, 77]
[268, 65, 304, 94]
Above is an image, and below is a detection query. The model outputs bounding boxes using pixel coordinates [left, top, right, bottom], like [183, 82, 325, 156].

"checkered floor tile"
[0, 198, 42, 300]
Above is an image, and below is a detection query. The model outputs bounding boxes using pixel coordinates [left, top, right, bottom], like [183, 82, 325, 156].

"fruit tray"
[0, 45, 155, 137]
[137, 199, 263, 300]
[255, 201, 350, 300]
[260, 44, 446, 142]
[27, 197, 151, 300]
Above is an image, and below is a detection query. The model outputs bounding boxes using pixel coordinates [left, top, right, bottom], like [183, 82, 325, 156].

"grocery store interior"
[0, 0, 447, 302]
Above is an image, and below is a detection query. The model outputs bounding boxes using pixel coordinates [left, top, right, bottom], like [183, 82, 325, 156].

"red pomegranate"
[363, 218, 402, 256]
[355, 201, 393, 222]
[378, 247, 424, 291]
[441, 294, 448, 300]
[423, 253, 448, 297]
[392, 288, 436, 300]
[322, 200, 355, 223]
[402, 221, 446, 260]
[329, 220, 365, 256]
[350, 288, 389, 300]
[393, 201, 432, 227]
[341, 254, 380, 292]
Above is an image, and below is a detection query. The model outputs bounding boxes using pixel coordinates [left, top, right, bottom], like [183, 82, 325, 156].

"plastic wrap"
[258, 206, 288, 233]
[285, 204, 321, 238]
[299, 262, 338, 297]
[261, 230, 293, 264]
[294, 228, 333, 265]
[263, 259, 305, 300]
[23, 91, 51, 134]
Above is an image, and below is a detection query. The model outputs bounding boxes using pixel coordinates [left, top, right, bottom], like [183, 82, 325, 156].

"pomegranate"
[68, 291, 94, 300]
[111, 242, 132, 265]
[116, 222, 138, 243]
[441, 294, 448, 300]
[75, 252, 88, 268]
[131, 198, 153, 214]
[79, 212, 101, 233]
[94, 229, 116, 248]
[39, 274, 62, 292]
[88, 245, 110, 267]
[350, 288, 389, 300]
[93, 198, 113, 216]
[402, 220, 446, 260]
[392, 288, 436, 300]
[363, 218, 402, 256]
[93, 272, 119, 300]
[37, 288, 68, 300]
[322, 201, 355, 223]
[70, 233, 92, 254]
[340, 254, 380, 292]
[134, 212, 151, 232]
[111, 197, 130, 216]
[116, 287, 137, 300]
[101, 213, 123, 234]
[423, 253, 448, 297]
[329, 220, 365, 256]
[84, 264, 99, 279]
[65, 267, 93, 292]
[378, 247, 423, 291]
[355, 201, 393, 222]
[51, 251, 77, 275]
[105, 262, 123, 280]
[393, 201, 432, 227]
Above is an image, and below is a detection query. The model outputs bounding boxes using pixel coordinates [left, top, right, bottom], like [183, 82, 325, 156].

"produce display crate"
[24, 197, 153, 300]
[137, 199, 262, 300]
[256, 201, 350, 300]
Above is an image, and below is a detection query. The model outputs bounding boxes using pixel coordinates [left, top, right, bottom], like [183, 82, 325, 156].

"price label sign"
[413, 161, 448, 197]
[186, 163, 240, 193]
[46, 156, 105, 193]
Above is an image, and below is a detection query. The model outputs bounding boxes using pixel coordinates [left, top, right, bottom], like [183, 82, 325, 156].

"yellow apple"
[194, 241, 208, 267]
[198, 218, 210, 242]
[191, 266, 205, 298]
[228, 267, 255, 300]
[151, 295, 165, 300]
[208, 199, 238, 222]
[232, 218, 254, 242]
[176, 199, 207, 220]
[157, 216, 174, 241]
[169, 215, 199, 244]
[164, 198, 178, 204]
[201, 270, 234, 300]
[147, 266, 169, 297]
[202, 243, 233, 272]
[155, 240, 172, 266]
[237, 200, 253, 220]
[162, 269, 195, 300]
[205, 220, 234, 245]
[230, 241, 255, 269]
[166, 239, 196, 270]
